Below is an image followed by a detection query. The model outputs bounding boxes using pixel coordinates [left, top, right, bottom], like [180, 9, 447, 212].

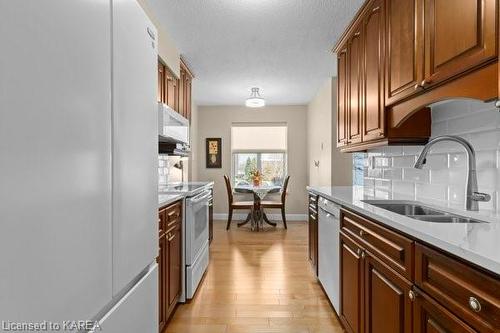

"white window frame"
[230, 123, 288, 186]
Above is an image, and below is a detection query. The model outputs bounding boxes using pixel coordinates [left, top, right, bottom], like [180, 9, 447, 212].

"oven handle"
[189, 190, 211, 204]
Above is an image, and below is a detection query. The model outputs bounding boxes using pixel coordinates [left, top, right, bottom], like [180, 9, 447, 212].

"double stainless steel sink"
[362, 200, 487, 224]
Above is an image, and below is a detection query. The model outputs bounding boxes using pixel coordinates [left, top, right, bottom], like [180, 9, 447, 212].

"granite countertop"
[307, 186, 500, 276]
[158, 193, 184, 208]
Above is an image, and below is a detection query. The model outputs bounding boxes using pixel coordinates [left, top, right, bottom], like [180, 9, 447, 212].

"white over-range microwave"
[158, 103, 190, 155]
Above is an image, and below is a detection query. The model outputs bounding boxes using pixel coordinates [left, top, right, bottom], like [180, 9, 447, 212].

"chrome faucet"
[414, 135, 491, 211]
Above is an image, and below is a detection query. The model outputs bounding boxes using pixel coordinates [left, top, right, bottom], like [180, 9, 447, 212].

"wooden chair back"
[281, 175, 290, 204]
[223, 175, 233, 205]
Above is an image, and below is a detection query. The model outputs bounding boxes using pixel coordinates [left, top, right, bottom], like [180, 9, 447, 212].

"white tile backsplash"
[361, 100, 500, 213]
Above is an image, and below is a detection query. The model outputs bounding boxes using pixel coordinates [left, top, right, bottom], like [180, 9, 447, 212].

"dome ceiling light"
[245, 87, 265, 108]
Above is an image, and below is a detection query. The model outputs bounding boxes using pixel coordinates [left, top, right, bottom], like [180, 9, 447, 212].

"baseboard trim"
[213, 213, 308, 221]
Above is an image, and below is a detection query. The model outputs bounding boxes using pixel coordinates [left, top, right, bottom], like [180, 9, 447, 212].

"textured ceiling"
[145, 0, 364, 106]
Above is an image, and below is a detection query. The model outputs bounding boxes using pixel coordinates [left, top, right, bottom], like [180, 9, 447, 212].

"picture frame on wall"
[206, 138, 222, 168]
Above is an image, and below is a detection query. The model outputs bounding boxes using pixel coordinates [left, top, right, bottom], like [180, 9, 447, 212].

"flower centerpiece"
[249, 169, 262, 186]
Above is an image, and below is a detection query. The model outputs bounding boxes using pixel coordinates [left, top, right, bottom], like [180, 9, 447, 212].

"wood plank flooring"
[165, 220, 343, 333]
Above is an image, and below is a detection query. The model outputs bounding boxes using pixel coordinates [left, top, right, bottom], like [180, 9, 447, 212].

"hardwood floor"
[165, 220, 343, 333]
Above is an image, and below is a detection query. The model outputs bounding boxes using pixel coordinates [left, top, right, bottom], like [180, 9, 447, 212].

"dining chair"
[224, 175, 253, 230]
[262, 175, 290, 229]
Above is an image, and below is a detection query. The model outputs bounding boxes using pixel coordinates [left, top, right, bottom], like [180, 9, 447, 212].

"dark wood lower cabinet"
[413, 288, 478, 333]
[308, 193, 318, 275]
[167, 226, 181, 313]
[340, 233, 363, 333]
[158, 201, 182, 332]
[338, 207, 500, 333]
[158, 235, 167, 333]
[364, 253, 412, 333]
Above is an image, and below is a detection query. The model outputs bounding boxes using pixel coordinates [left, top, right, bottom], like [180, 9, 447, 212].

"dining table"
[234, 184, 281, 231]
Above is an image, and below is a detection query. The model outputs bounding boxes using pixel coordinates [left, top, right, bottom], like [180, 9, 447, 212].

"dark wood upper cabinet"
[158, 62, 165, 103]
[337, 46, 349, 147]
[334, 0, 498, 152]
[165, 71, 178, 112]
[347, 23, 363, 146]
[157, 59, 193, 122]
[423, 0, 497, 88]
[385, 0, 423, 105]
[362, 0, 385, 142]
[364, 253, 413, 333]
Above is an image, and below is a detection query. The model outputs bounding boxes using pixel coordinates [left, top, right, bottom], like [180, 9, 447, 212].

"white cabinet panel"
[0, 0, 112, 322]
[96, 265, 158, 333]
[112, 0, 158, 294]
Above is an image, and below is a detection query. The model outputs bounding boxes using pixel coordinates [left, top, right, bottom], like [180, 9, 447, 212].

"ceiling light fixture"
[245, 87, 265, 108]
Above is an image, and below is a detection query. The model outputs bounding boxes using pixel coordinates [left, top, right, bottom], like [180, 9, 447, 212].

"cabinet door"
[166, 72, 178, 112]
[308, 211, 318, 275]
[385, 0, 423, 104]
[178, 69, 186, 118]
[340, 233, 364, 333]
[158, 235, 167, 333]
[414, 288, 479, 333]
[347, 25, 363, 145]
[362, 0, 385, 142]
[185, 76, 192, 121]
[337, 46, 349, 147]
[167, 228, 181, 311]
[364, 253, 412, 333]
[423, 0, 497, 87]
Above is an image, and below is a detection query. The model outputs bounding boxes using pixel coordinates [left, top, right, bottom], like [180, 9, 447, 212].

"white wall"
[362, 99, 500, 214]
[137, 0, 180, 77]
[308, 77, 352, 187]
[196, 105, 308, 217]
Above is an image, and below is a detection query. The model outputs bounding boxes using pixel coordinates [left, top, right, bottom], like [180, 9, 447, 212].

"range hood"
[159, 142, 190, 157]
[158, 102, 189, 145]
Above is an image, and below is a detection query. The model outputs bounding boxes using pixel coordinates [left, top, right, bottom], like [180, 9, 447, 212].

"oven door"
[185, 190, 210, 265]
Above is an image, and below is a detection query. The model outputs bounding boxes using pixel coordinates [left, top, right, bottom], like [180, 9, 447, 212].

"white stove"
[159, 181, 213, 301]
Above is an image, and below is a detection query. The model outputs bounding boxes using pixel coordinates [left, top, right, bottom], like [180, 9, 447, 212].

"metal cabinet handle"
[359, 229, 365, 237]
[361, 251, 366, 259]
[408, 290, 416, 301]
[357, 249, 362, 256]
[414, 83, 423, 90]
[421, 78, 432, 87]
[469, 297, 482, 312]
[354, 32, 361, 37]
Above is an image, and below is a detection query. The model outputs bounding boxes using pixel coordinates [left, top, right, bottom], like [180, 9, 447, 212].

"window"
[231, 124, 287, 187]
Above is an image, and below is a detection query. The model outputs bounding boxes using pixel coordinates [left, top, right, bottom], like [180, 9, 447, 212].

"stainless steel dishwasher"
[318, 197, 341, 314]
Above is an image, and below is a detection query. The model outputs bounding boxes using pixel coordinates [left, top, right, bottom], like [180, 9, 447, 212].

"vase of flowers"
[249, 169, 262, 186]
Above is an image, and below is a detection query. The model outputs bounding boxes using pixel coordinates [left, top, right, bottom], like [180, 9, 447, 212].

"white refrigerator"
[0, 1, 158, 331]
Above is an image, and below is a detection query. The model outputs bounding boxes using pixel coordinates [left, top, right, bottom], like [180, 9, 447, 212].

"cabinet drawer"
[165, 201, 182, 227]
[415, 243, 500, 332]
[340, 209, 414, 279]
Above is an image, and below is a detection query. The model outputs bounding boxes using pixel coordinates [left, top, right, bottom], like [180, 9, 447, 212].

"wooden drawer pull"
[469, 296, 482, 312]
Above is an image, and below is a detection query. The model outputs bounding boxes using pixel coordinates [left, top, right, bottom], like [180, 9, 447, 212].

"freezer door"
[112, 0, 158, 294]
[0, 0, 112, 323]
[95, 265, 158, 333]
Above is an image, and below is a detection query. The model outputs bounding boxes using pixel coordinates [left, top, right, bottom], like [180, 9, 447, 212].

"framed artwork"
[206, 138, 222, 168]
